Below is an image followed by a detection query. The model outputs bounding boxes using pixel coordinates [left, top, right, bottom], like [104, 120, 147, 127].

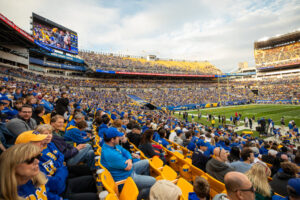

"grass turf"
[174, 104, 300, 137]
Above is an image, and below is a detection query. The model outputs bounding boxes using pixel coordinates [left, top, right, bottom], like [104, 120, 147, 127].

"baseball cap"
[149, 180, 182, 200]
[0, 96, 11, 102]
[287, 178, 300, 196]
[15, 130, 48, 144]
[197, 139, 209, 147]
[104, 127, 124, 139]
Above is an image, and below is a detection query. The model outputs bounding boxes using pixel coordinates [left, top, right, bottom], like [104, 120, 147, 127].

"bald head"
[213, 147, 228, 162]
[225, 172, 254, 200]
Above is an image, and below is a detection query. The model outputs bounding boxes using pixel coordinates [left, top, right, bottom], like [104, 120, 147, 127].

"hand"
[124, 159, 133, 171]
[76, 144, 86, 150]
[131, 153, 140, 159]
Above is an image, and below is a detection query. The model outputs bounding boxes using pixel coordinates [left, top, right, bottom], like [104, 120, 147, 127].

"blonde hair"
[0, 143, 47, 200]
[245, 163, 271, 197]
[36, 124, 53, 134]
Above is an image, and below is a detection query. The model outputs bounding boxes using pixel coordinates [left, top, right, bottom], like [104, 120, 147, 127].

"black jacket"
[127, 132, 141, 148]
[270, 172, 296, 196]
[192, 150, 210, 172]
[139, 142, 160, 158]
[55, 98, 69, 116]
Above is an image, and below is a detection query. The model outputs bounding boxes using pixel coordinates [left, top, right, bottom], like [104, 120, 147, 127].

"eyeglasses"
[24, 154, 41, 164]
[21, 111, 32, 113]
[219, 147, 223, 157]
[235, 185, 255, 193]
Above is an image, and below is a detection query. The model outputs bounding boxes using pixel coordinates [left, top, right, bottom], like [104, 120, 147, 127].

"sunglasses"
[24, 154, 41, 164]
[236, 185, 255, 193]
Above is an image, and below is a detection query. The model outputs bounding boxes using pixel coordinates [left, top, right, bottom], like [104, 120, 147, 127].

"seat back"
[161, 165, 177, 181]
[177, 178, 194, 200]
[190, 165, 205, 182]
[101, 170, 119, 195]
[105, 193, 119, 200]
[119, 177, 139, 200]
[206, 174, 226, 198]
[151, 156, 164, 169]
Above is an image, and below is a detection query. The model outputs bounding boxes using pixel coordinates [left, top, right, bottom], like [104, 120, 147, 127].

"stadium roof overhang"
[254, 30, 300, 49]
[0, 13, 35, 48]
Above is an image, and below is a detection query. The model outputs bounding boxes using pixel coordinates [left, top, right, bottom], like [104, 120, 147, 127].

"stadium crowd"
[79, 51, 222, 75]
[1, 66, 300, 108]
[255, 42, 300, 67]
[0, 67, 299, 200]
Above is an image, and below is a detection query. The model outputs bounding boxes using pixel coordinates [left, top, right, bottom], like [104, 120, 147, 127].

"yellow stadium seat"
[206, 174, 226, 198]
[151, 156, 164, 169]
[161, 165, 178, 181]
[177, 178, 194, 200]
[105, 193, 118, 200]
[101, 170, 139, 200]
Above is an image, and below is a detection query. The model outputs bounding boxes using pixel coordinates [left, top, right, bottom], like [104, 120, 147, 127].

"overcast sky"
[1, 0, 300, 72]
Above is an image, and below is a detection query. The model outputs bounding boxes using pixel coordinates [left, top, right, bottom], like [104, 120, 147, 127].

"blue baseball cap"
[104, 127, 124, 139]
[197, 139, 209, 147]
[0, 96, 11, 102]
[288, 178, 300, 196]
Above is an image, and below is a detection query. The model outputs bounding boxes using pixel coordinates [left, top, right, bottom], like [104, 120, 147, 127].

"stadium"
[0, 3, 300, 200]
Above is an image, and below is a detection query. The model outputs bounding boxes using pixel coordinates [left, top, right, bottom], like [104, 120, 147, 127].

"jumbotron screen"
[254, 42, 300, 69]
[32, 13, 78, 54]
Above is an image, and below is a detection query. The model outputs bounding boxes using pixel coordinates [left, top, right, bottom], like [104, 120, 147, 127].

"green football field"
[174, 104, 300, 128]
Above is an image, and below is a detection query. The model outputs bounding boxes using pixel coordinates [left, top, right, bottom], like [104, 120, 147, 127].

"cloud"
[0, 0, 299, 72]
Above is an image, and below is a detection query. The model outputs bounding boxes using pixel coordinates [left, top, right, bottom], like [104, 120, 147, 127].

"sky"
[0, 0, 300, 72]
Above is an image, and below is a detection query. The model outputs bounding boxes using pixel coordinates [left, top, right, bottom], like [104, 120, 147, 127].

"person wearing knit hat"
[149, 180, 182, 200]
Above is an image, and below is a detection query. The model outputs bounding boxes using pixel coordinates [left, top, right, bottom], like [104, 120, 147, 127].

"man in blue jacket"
[101, 127, 156, 200]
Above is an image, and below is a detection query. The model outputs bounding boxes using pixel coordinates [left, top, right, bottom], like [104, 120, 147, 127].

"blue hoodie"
[98, 123, 108, 138]
[64, 125, 90, 144]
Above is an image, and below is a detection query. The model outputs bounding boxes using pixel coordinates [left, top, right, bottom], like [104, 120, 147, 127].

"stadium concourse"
[0, 13, 300, 200]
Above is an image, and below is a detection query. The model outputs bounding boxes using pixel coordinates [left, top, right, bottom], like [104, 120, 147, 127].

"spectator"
[174, 130, 184, 146]
[224, 171, 255, 200]
[50, 115, 95, 169]
[262, 149, 277, 165]
[139, 129, 164, 160]
[6, 104, 37, 138]
[32, 105, 45, 125]
[64, 120, 90, 145]
[270, 162, 299, 196]
[55, 92, 69, 117]
[101, 127, 156, 199]
[206, 147, 234, 182]
[0, 143, 49, 200]
[98, 114, 110, 139]
[127, 124, 142, 148]
[228, 146, 241, 163]
[15, 129, 98, 200]
[230, 148, 254, 173]
[245, 163, 272, 200]
[149, 180, 182, 200]
[189, 176, 210, 200]
[192, 140, 210, 172]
